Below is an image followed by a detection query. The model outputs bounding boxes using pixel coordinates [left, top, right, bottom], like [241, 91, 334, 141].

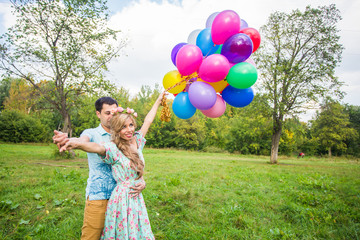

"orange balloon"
[198, 78, 228, 93]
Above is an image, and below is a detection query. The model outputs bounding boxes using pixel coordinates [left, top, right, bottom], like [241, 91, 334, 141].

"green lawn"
[0, 143, 359, 239]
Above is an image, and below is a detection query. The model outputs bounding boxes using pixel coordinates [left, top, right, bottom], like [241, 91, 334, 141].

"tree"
[225, 94, 272, 155]
[343, 105, 360, 156]
[4, 78, 38, 113]
[311, 99, 357, 157]
[279, 117, 308, 155]
[253, 5, 344, 163]
[0, 0, 127, 136]
[0, 78, 12, 110]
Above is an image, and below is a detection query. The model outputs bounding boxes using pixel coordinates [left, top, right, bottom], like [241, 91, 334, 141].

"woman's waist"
[115, 179, 142, 187]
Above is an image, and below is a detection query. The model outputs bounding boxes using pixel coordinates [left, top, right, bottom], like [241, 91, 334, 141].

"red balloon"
[239, 28, 261, 53]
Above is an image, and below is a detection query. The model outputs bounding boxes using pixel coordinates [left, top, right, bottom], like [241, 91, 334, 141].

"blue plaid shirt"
[80, 124, 116, 200]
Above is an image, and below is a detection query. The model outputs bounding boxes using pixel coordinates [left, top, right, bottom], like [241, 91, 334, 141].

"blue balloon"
[196, 28, 219, 57]
[172, 92, 196, 119]
[222, 86, 254, 107]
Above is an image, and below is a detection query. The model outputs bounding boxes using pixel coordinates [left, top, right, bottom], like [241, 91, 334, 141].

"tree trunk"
[60, 110, 75, 157]
[270, 129, 282, 164]
[270, 118, 282, 164]
[61, 110, 72, 137]
[328, 147, 332, 158]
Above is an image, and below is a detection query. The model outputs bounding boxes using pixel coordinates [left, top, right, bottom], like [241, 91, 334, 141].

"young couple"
[53, 92, 166, 240]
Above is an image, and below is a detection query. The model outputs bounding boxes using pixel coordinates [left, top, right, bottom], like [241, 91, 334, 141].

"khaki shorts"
[81, 198, 108, 240]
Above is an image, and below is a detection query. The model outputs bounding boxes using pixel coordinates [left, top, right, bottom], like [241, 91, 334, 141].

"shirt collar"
[96, 123, 111, 136]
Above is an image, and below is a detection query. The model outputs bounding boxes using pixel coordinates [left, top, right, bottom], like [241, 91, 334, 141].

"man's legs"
[81, 198, 108, 240]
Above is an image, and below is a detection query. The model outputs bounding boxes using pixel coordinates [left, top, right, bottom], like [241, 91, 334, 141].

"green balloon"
[226, 62, 257, 89]
[215, 45, 222, 54]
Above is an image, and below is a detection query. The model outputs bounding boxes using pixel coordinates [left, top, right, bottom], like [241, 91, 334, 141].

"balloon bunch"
[162, 10, 261, 119]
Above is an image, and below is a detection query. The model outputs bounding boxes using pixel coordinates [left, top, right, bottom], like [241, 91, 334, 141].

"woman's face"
[119, 118, 135, 141]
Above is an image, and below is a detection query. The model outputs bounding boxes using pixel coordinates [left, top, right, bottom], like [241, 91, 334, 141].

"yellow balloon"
[198, 78, 228, 93]
[163, 70, 186, 94]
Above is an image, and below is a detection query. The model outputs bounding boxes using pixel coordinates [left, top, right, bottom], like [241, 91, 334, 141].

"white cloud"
[104, 0, 360, 106]
[1, 0, 359, 108]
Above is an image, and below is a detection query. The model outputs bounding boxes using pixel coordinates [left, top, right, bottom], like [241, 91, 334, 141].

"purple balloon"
[171, 42, 187, 66]
[240, 19, 249, 30]
[221, 33, 253, 63]
[184, 77, 197, 92]
[188, 81, 217, 110]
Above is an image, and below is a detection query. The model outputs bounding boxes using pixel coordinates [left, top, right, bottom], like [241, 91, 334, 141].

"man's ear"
[96, 111, 101, 119]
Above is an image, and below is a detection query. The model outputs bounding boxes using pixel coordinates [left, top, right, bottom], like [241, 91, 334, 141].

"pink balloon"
[244, 57, 257, 67]
[176, 44, 203, 76]
[201, 95, 226, 118]
[211, 10, 241, 45]
[199, 54, 230, 83]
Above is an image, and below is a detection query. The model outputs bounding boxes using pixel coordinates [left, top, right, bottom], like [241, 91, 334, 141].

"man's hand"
[129, 180, 146, 198]
[53, 130, 69, 150]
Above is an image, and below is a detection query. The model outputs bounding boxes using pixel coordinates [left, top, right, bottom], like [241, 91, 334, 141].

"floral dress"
[100, 132, 154, 240]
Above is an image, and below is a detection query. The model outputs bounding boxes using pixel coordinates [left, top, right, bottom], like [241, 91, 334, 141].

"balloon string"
[204, 44, 218, 58]
[165, 74, 196, 92]
[160, 74, 198, 122]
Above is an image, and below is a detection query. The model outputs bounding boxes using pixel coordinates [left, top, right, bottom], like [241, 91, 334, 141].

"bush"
[0, 110, 49, 143]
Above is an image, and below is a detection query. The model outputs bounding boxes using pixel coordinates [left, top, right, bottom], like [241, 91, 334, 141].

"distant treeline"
[0, 81, 359, 157]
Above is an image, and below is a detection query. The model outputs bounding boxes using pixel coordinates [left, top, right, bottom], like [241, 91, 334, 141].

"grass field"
[0, 143, 359, 240]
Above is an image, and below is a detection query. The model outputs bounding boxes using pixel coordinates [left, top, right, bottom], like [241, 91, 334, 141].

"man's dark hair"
[95, 97, 118, 112]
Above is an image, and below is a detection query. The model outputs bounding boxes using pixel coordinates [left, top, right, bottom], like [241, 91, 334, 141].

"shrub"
[0, 110, 49, 143]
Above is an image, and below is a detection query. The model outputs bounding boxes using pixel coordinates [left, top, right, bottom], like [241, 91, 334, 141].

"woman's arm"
[139, 91, 167, 137]
[59, 140, 106, 155]
[53, 130, 90, 150]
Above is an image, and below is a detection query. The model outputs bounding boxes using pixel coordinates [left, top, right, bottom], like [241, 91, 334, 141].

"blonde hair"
[110, 113, 144, 179]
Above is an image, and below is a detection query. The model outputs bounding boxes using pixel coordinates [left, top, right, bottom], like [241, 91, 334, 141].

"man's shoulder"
[81, 125, 103, 138]
[81, 127, 98, 136]
[81, 125, 110, 143]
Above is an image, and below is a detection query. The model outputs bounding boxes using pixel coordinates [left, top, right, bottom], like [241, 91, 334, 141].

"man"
[53, 97, 146, 240]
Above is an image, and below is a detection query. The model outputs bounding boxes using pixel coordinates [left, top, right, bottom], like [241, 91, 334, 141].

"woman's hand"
[156, 91, 168, 105]
[139, 91, 168, 137]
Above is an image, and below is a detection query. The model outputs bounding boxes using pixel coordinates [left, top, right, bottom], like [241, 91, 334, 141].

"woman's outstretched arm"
[59, 140, 106, 155]
[139, 91, 167, 137]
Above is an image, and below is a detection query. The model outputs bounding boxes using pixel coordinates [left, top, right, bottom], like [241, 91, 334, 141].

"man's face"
[96, 104, 118, 131]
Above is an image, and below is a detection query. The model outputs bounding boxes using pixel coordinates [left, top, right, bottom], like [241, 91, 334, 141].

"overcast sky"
[0, 0, 359, 120]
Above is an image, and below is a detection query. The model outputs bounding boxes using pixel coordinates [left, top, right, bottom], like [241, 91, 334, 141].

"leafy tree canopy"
[0, 0, 127, 135]
[253, 4, 344, 163]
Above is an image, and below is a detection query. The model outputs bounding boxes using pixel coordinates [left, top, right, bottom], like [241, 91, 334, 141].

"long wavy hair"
[110, 113, 144, 179]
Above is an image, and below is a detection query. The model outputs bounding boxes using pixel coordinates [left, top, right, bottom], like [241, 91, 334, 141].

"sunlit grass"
[0, 144, 359, 239]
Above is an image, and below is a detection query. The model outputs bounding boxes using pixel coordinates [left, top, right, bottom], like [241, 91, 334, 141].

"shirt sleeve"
[134, 131, 146, 151]
[80, 129, 93, 142]
[100, 142, 123, 165]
